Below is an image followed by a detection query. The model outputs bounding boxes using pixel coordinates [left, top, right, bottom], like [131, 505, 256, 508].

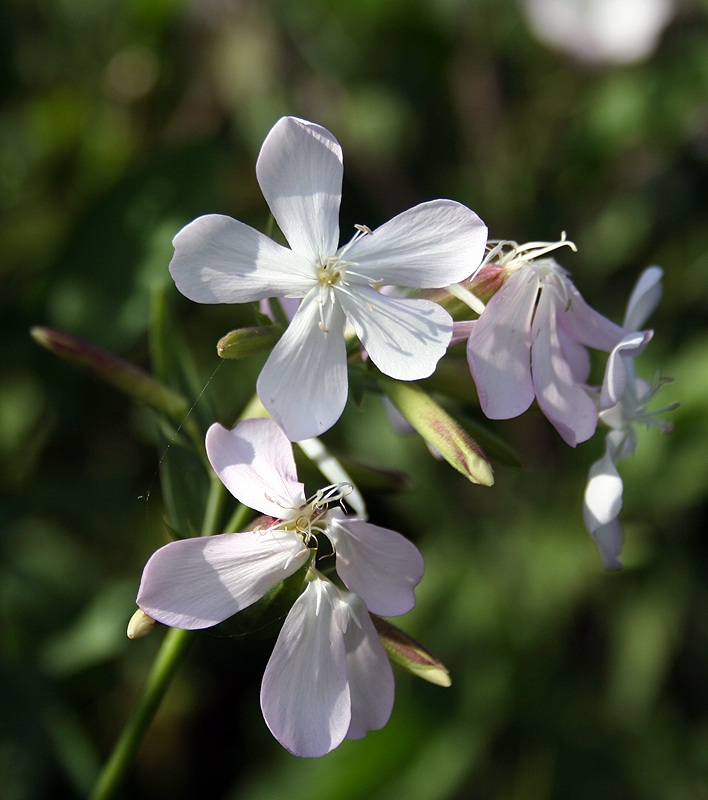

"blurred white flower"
[520, 0, 676, 64]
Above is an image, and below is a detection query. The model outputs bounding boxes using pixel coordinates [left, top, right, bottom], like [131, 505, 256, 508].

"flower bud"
[216, 324, 283, 359]
[378, 376, 494, 486]
[127, 608, 160, 639]
[371, 615, 451, 687]
[30, 327, 190, 425]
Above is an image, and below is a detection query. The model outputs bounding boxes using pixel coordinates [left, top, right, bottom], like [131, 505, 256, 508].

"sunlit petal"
[256, 116, 342, 261]
[257, 287, 348, 441]
[261, 577, 350, 757]
[206, 419, 305, 516]
[170, 214, 314, 303]
[137, 530, 308, 629]
[326, 509, 424, 616]
[338, 287, 452, 380]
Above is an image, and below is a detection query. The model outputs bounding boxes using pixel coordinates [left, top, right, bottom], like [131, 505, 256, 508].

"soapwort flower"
[583, 267, 676, 569]
[169, 116, 488, 441]
[136, 417, 423, 755]
[465, 237, 628, 446]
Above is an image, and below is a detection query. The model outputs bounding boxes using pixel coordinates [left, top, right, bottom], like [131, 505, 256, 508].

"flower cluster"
[137, 418, 423, 756]
[132, 114, 674, 757]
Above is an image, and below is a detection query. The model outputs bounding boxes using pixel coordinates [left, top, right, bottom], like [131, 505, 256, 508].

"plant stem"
[90, 473, 226, 800]
[89, 627, 194, 800]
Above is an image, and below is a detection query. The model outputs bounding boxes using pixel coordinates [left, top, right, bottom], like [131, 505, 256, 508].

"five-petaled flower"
[169, 116, 488, 441]
[583, 266, 675, 569]
[465, 238, 628, 446]
[137, 417, 424, 756]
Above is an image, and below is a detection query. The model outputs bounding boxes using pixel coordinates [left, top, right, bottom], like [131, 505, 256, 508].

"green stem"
[89, 627, 194, 800]
[90, 476, 226, 800]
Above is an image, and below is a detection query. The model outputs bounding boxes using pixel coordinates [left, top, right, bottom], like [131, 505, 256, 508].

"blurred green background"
[2, 0, 707, 798]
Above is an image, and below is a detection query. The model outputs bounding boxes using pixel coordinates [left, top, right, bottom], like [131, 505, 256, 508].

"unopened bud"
[371, 615, 451, 687]
[378, 376, 494, 486]
[127, 608, 160, 639]
[217, 324, 283, 359]
[31, 327, 190, 425]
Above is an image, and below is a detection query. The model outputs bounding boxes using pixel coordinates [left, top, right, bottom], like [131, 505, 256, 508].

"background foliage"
[2, 0, 708, 798]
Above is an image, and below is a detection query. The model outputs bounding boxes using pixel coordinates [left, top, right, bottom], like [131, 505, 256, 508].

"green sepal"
[216, 324, 283, 359]
[371, 615, 451, 687]
[378, 375, 494, 486]
[210, 550, 313, 640]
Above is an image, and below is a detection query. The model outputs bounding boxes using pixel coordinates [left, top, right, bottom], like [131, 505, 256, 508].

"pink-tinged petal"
[325, 509, 424, 616]
[256, 117, 342, 262]
[624, 266, 663, 331]
[599, 330, 653, 410]
[466, 267, 539, 419]
[206, 419, 304, 516]
[557, 282, 627, 352]
[532, 293, 598, 446]
[558, 327, 591, 384]
[338, 286, 452, 380]
[591, 520, 624, 571]
[170, 214, 315, 304]
[451, 319, 475, 347]
[339, 592, 395, 740]
[346, 200, 488, 288]
[257, 287, 348, 441]
[261, 577, 350, 757]
[136, 530, 308, 629]
[583, 443, 623, 535]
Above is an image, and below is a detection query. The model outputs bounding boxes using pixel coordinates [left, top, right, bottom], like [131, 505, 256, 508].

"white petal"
[169, 214, 315, 303]
[256, 117, 342, 261]
[557, 281, 627, 352]
[591, 519, 624, 571]
[624, 266, 663, 331]
[532, 292, 599, 446]
[326, 509, 424, 616]
[337, 286, 452, 380]
[599, 330, 653, 410]
[583, 443, 623, 535]
[206, 419, 305, 517]
[339, 592, 395, 740]
[261, 577, 350, 757]
[466, 267, 539, 419]
[346, 200, 488, 287]
[136, 530, 308, 629]
[257, 287, 348, 441]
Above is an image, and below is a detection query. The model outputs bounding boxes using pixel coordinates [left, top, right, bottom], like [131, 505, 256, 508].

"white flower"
[136, 417, 424, 755]
[583, 267, 675, 569]
[169, 116, 488, 441]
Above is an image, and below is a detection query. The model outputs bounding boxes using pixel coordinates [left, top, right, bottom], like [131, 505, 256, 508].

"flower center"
[277, 482, 353, 546]
[318, 256, 347, 287]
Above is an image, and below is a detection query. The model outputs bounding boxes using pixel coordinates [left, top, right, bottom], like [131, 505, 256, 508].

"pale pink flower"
[465, 239, 627, 446]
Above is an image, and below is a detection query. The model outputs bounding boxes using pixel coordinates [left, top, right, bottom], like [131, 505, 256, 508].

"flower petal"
[325, 509, 424, 616]
[624, 266, 663, 331]
[583, 442, 623, 534]
[599, 330, 653, 410]
[591, 519, 624, 571]
[169, 214, 315, 304]
[466, 267, 539, 419]
[346, 200, 488, 287]
[338, 286, 452, 380]
[256, 116, 342, 262]
[257, 286, 348, 441]
[261, 577, 350, 757]
[557, 281, 627, 352]
[532, 292, 598, 446]
[206, 419, 305, 516]
[558, 326, 591, 384]
[339, 592, 395, 740]
[136, 530, 308, 629]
